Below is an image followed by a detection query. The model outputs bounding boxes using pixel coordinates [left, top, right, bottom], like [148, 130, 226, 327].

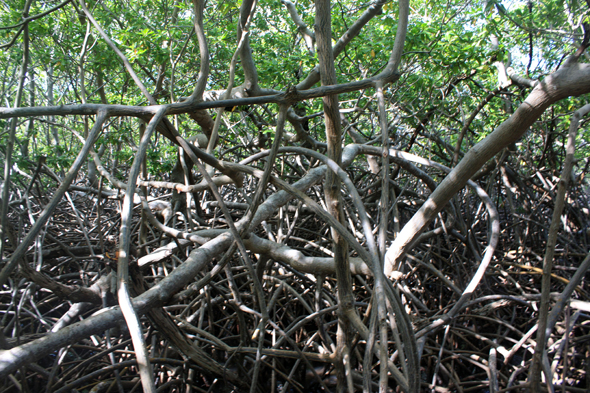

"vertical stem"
[23, 67, 34, 159]
[237, 0, 260, 94]
[47, 63, 59, 147]
[0, 0, 32, 265]
[139, 121, 149, 257]
[375, 81, 392, 393]
[244, 104, 289, 229]
[118, 107, 167, 393]
[377, 81, 389, 258]
[314, 0, 353, 391]
[205, 0, 258, 157]
[528, 103, 590, 390]
[189, 0, 210, 101]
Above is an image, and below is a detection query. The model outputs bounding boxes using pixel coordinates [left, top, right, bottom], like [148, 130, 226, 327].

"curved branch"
[243, 234, 371, 275]
[0, 0, 73, 31]
[383, 58, 590, 281]
[237, 0, 260, 95]
[374, 0, 409, 79]
[0, 110, 109, 288]
[0, 157, 329, 376]
[280, 0, 315, 53]
[117, 107, 167, 393]
[189, 0, 210, 101]
[529, 102, 590, 388]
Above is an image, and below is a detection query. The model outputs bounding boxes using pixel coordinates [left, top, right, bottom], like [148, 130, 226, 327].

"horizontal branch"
[0, 71, 400, 120]
[243, 233, 371, 276]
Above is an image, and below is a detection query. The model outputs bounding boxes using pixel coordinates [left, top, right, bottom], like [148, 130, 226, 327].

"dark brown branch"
[0, 0, 73, 31]
[574, 22, 590, 58]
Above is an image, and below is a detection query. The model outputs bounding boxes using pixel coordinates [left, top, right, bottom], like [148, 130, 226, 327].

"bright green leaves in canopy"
[1, 0, 589, 171]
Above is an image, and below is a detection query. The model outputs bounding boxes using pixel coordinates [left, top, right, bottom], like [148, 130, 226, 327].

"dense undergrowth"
[1, 126, 589, 391]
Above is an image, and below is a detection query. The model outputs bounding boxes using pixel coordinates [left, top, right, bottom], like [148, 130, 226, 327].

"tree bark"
[314, 1, 354, 391]
[384, 58, 590, 278]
